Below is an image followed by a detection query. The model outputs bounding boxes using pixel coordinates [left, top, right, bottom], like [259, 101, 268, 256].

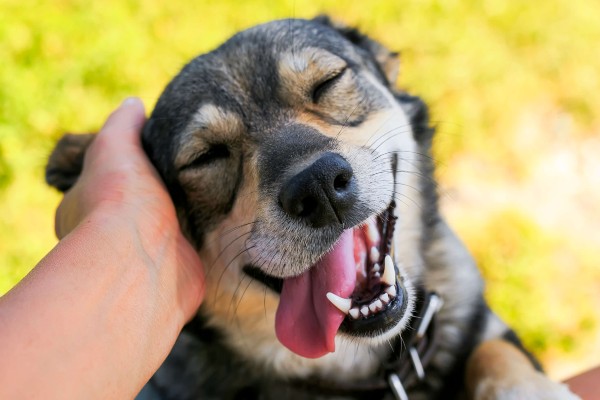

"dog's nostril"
[299, 197, 318, 217]
[333, 173, 351, 192]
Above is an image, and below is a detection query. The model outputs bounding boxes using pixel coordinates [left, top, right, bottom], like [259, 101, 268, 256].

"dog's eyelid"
[312, 66, 348, 103]
[179, 143, 230, 171]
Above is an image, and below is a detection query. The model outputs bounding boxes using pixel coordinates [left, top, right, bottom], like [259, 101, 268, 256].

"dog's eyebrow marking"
[175, 104, 244, 168]
[187, 104, 244, 137]
[278, 47, 347, 102]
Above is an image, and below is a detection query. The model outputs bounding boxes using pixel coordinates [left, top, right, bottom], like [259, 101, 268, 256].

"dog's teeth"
[374, 299, 383, 310]
[372, 263, 380, 272]
[370, 247, 380, 263]
[373, 272, 380, 279]
[381, 255, 396, 286]
[369, 299, 383, 312]
[365, 219, 380, 245]
[326, 292, 352, 314]
[385, 285, 397, 298]
[360, 306, 369, 317]
[380, 293, 390, 303]
[349, 308, 360, 319]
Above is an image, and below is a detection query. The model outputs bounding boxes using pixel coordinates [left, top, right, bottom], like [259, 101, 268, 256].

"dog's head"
[47, 17, 437, 372]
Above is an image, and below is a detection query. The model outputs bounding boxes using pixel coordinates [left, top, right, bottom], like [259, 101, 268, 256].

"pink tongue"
[275, 229, 356, 358]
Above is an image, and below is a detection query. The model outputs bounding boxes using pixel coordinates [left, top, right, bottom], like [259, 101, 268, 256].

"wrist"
[0, 208, 188, 398]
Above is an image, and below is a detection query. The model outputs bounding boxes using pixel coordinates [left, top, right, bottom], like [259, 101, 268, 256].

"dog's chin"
[243, 199, 414, 345]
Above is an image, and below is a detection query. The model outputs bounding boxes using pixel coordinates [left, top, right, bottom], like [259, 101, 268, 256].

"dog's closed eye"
[180, 143, 230, 171]
[312, 67, 348, 103]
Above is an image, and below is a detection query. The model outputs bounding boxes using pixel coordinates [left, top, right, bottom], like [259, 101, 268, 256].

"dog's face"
[142, 17, 434, 370]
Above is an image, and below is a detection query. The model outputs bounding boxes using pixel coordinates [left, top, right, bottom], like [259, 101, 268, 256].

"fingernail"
[121, 97, 139, 107]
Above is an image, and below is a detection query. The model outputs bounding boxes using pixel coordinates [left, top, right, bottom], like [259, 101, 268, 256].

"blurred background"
[1, 0, 598, 380]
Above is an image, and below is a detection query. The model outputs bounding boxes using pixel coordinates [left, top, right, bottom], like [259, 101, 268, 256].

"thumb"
[100, 97, 146, 145]
[86, 98, 147, 164]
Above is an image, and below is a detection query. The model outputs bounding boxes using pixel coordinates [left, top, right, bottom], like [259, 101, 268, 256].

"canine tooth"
[370, 247, 380, 263]
[372, 263, 380, 272]
[326, 292, 352, 314]
[380, 293, 390, 303]
[349, 308, 360, 319]
[381, 255, 396, 286]
[374, 299, 383, 309]
[385, 285, 397, 297]
[373, 272, 381, 279]
[360, 306, 369, 317]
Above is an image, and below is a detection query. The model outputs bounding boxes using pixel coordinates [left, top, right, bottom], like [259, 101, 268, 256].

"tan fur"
[278, 48, 348, 105]
[175, 104, 245, 169]
[466, 340, 580, 400]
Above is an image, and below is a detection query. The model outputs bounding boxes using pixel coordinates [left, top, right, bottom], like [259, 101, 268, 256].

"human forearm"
[0, 208, 197, 399]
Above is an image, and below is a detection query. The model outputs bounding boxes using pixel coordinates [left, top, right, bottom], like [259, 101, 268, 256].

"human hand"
[55, 97, 204, 323]
[0, 98, 204, 400]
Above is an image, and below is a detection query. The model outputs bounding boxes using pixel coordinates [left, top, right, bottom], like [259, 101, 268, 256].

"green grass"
[2, 0, 599, 378]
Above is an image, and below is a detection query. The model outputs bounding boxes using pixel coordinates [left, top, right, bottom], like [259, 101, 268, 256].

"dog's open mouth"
[243, 201, 406, 358]
[338, 201, 407, 334]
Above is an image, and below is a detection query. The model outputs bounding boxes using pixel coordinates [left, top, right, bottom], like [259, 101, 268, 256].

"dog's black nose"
[279, 152, 357, 228]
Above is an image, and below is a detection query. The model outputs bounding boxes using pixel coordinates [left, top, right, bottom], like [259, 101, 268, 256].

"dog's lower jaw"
[342, 270, 417, 346]
[200, 256, 421, 384]
[214, 317, 397, 382]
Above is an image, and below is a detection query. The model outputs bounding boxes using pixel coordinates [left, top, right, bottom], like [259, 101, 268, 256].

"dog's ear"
[46, 133, 96, 192]
[313, 15, 400, 87]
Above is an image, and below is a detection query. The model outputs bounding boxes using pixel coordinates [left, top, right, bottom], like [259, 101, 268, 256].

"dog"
[46, 16, 579, 400]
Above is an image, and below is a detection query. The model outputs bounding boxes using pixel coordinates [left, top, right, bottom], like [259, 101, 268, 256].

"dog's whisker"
[212, 244, 255, 306]
[227, 272, 250, 322]
[335, 99, 365, 140]
[372, 149, 440, 166]
[368, 129, 415, 154]
[361, 113, 399, 148]
[367, 189, 424, 212]
[205, 230, 253, 278]
[365, 124, 412, 151]
[211, 220, 257, 244]
[368, 167, 441, 188]
[230, 275, 256, 327]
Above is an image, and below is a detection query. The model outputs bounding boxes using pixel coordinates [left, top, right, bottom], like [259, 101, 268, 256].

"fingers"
[55, 98, 149, 239]
[83, 98, 147, 169]
[99, 97, 146, 147]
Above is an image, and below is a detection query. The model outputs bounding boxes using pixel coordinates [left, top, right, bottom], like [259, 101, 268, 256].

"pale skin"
[0, 98, 204, 399]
